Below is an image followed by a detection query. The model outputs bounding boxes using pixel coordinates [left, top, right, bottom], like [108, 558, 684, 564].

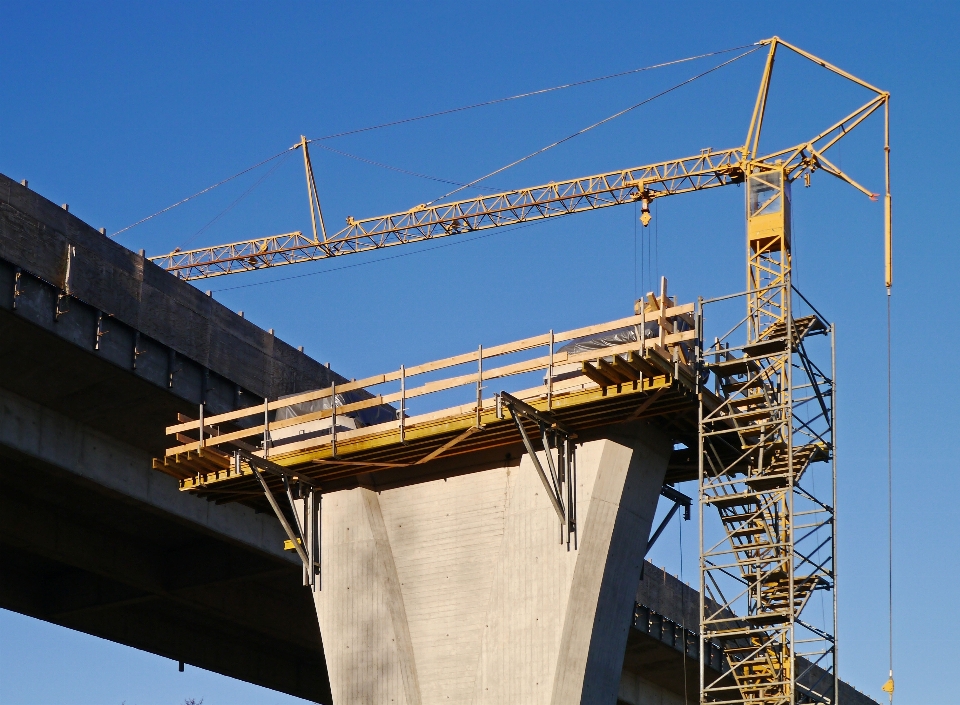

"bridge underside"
[0, 307, 332, 701]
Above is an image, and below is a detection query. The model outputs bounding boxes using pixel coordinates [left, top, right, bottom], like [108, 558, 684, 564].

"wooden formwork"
[154, 296, 710, 508]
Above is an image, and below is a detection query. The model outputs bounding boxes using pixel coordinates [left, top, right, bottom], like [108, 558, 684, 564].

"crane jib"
[152, 147, 749, 279]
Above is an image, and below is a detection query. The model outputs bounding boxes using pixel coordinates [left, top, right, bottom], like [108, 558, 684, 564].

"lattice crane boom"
[150, 147, 748, 280]
[149, 38, 888, 285]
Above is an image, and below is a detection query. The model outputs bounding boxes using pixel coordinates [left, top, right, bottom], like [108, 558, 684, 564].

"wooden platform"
[153, 297, 709, 507]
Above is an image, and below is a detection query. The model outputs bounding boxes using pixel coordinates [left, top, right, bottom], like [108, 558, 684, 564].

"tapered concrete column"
[314, 424, 670, 705]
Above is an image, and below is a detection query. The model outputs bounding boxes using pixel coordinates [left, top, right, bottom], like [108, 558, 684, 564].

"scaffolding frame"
[697, 216, 837, 704]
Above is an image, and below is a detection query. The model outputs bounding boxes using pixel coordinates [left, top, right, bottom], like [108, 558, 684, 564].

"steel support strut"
[239, 450, 322, 591]
[498, 391, 578, 548]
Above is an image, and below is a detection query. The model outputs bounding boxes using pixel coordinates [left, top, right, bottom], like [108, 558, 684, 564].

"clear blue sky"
[1, 2, 956, 704]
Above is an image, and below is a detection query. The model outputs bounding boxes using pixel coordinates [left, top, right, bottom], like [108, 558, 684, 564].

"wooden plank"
[308, 459, 411, 469]
[625, 386, 669, 421]
[580, 362, 614, 388]
[597, 357, 632, 384]
[415, 426, 480, 465]
[608, 357, 641, 383]
[168, 305, 695, 434]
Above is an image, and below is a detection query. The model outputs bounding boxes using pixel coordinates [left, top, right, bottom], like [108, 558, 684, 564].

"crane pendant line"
[149, 38, 888, 285]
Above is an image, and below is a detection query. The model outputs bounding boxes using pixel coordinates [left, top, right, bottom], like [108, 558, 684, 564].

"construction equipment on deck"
[151, 37, 890, 705]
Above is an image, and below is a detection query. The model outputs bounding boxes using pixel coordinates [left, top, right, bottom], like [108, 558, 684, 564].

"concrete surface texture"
[313, 427, 671, 705]
[0, 172, 335, 701]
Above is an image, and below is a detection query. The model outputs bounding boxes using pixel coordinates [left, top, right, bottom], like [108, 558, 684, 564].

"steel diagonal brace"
[640, 485, 692, 579]
[238, 450, 320, 586]
[250, 461, 309, 566]
[498, 392, 575, 523]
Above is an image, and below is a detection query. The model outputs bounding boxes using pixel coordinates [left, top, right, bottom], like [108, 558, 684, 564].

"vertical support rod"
[400, 364, 406, 444]
[307, 488, 315, 589]
[696, 296, 706, 705]
[640, 299, 646, 362]
[571, 438, 577, 550]
[786, 250, 796, 704]
[476, 344, 483, 429]
[315, 489, 322, 591]
[658, 276, 668, 349]
[95, 311, 104, 350]
[12, 267, 21, 310]
[198, 401, 205, 451]
[133, 331, 141, 370]
[831, 323, 840, 704]
[884, 97, 892, 290]
[548, 330, 554, 411]
[565, 439, 573, 549]
[331, 379, 337, 457]
[263, 396, 270, 458]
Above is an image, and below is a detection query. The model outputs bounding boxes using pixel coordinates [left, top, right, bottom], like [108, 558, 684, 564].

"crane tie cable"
[110, 43, 760, 241]
[422, 45, 762, 206]
[311, 142, 510, 192]
[304, 43, 760, 144]
[110, 149, 295, 239]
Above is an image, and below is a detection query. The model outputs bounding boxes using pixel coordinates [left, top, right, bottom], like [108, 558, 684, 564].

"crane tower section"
[698, 164, 836, 705]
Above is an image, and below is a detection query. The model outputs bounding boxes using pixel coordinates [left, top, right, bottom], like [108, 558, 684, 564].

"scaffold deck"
[153, 297, 710, 508]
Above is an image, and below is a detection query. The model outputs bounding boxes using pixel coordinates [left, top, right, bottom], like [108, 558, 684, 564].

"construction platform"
[154, 296, 709, 506]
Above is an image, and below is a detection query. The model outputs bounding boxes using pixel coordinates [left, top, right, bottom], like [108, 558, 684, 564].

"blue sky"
[1, 2, 956, 703]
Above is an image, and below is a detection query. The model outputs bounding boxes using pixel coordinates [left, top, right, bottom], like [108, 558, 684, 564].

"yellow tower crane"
[151, 37, 890, 705]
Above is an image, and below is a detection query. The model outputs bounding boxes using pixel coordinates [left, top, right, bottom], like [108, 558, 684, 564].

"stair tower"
[697, 163, 838, 704]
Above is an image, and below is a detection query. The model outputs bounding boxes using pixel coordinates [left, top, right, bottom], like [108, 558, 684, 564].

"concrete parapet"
[313, 426, 671, 705]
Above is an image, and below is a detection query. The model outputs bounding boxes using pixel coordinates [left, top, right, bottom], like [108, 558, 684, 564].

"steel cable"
[422, 46, 763, 206]
[112, 43, 760, 241]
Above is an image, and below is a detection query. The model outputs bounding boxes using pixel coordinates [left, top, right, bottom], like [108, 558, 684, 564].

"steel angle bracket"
[497, 392, 579, 549]
[640, 484, 693, 579]
[236, 450, 322, 591]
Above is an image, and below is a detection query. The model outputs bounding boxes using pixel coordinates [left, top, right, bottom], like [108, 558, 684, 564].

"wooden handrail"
[167, 303, 694, 437]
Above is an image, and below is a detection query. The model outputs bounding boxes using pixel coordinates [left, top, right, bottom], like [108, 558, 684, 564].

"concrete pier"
[314, 427, 671, 705]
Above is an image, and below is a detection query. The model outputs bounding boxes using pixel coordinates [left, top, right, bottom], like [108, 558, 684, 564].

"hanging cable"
[882, 288, 895, 704]
[112, 43, 760, 242]
[306, 44, 760, 144]
[311, 143, 509, 192]
[111, 148, 295, 239]
[178, 150, 293, 251]
[423, 46, 762, 206]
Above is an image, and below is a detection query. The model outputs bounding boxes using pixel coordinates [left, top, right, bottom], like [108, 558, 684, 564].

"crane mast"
[149, 37, 890, 705]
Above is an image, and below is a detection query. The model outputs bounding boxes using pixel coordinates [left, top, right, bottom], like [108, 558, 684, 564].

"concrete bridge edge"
[551, 427, 670, 705]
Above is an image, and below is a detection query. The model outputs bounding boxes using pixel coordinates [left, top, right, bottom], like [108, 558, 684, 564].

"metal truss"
[150, 147, 747, 280]
[696, 280, 836, 704]
[148, 37, 888, 284]
[497, 391, 578, 549]
[235, 450, 322, 591]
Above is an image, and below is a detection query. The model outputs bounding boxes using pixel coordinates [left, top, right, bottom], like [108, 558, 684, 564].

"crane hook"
[639, 197, 652, 227]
